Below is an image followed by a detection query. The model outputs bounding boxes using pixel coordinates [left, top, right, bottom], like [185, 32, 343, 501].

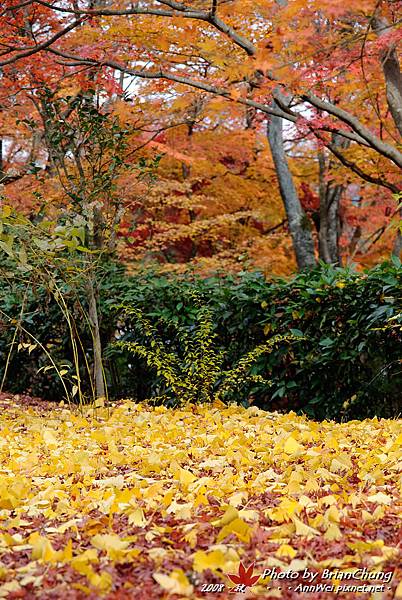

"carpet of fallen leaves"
[0, 394, 401, 600]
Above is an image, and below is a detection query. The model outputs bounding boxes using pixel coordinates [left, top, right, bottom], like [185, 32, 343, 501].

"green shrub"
[1, 259, 401, 420]
[102, 260, 402, 420]
[113, 303, 297, 406]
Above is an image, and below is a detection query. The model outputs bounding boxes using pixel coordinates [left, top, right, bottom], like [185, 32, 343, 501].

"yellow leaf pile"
[0, 396, 400, 598]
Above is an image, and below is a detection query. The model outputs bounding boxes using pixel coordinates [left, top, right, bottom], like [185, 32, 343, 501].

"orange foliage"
[0, 0, 401, 275]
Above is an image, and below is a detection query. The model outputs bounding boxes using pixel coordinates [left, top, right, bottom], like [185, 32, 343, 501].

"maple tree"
[115, 112, 295, 275]
[1, 0, 401, 268]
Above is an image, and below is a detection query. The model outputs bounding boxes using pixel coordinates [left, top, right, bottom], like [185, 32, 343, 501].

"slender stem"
[0, 307, 71, 403]
[0, 287, 28, 392]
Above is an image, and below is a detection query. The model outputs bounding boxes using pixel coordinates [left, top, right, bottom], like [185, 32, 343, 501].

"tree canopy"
[1, 0, 401, 271]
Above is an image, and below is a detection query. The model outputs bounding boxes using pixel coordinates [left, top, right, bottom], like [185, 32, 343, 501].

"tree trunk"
[84, 182, 106, 403]
[372, 16, 402, 257]
[392, 209, 402, 259]
[267, 99, 316, 269]
[318, 144, 345, 265]
[373, 17, 402, 138]
[86, 273, 105, 402]
[392, 231, 402, 259]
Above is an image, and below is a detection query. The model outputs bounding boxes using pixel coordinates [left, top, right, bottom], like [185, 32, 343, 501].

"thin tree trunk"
[318, 143, 344, 265]
[373, 17, 402, 138]
[87, 273, 105, 402]
[85, 197, 107, 402]
[267, 98, 316, 269]
[372, 16, 402, 257]
[392, 231, 402, 258]
[392, 209, 402, 259]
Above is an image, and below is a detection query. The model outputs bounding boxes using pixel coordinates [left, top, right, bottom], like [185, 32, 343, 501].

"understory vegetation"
[1, 260, 401, 421]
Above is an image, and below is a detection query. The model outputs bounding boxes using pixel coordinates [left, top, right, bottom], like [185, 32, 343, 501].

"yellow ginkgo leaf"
[128, 508, 146, 527]
[153, 570, 193, 596]
[292, 518, 320, 537]
[283, 436, 302, 454]
[217, 517, 251, 543]
[212, 505, 239, 527]
[91, 534, 130, 561]
[30, 533, 61, 563]
[178, 468, 197, 486]
[275, 544, 297, 559]
[88, 571, 113, 592]
[193, 549, 227, 572]
[324, 524, 342, 541]
[367, 492, 392, 505]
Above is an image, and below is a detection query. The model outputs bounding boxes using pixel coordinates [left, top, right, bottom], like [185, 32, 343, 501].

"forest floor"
[0, 393, 400, 599]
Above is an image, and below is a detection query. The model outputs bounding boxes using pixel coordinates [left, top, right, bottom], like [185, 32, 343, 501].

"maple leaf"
[227, 562, 260, 587]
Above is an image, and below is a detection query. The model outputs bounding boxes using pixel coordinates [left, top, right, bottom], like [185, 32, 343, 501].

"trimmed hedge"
[1, 260, 401, 420]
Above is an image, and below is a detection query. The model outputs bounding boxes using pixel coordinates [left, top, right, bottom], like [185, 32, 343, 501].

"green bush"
[0, 273, 94, 401]
[102, 260, 402, 420]
[1, 259, 401, 420]
[113, 303, 297, 406]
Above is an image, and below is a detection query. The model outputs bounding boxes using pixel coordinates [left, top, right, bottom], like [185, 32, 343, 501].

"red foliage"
[300, 183, 320, 213]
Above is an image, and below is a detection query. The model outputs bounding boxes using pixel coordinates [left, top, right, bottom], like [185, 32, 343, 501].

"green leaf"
[33, 237, 50, 251]
[289, 328, 304, 337]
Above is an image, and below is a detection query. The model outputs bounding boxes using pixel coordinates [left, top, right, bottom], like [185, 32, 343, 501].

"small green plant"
[0, 91, 159, 408]
[0, 205, 98, 408]
[114, 304, 298, 406]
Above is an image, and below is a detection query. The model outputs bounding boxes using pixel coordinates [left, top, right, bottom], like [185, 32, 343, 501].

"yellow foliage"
[153, 569, 193, 596]
[283, 436, 303, 455]
[0, 397, 400, 595]
[90, 533, 131, 561]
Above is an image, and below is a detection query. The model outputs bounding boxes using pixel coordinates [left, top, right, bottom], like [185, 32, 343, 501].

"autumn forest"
[0, 0, 401, 598]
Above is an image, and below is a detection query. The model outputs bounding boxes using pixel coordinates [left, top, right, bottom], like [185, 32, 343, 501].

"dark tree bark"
[317, 135, 349, 265]
[392, 209, 402, 259]
[86, 273, 106, 402]
[318, 152, 342, 265]
[372, 16, 402, 259]
[373, 17, 402, 138]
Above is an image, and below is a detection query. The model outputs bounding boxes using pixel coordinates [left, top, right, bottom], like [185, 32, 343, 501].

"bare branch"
[33, 0, 257, 55]
[324, 136, 400, 194]
[0, 0, 34, 16]
[0, 18, 83, 67]
[34, 0, 206, 19]
[46, 48, 292, 119]
[158, 0, 257, 55]
[272, 91, 371, 147]
[46, 47, 402, 169]
[302, 92, 402, 169]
